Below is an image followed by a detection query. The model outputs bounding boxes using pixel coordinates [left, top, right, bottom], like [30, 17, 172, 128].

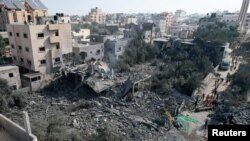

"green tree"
[194, 22, 240, 43]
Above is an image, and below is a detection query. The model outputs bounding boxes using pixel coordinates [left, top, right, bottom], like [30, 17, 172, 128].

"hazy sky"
[41, 0, 245, 15]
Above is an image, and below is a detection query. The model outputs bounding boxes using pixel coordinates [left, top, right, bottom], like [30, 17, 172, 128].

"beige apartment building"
[7, 23, 72, 74]
[0, 0, 48, 31]
[87, 7, 106, 24]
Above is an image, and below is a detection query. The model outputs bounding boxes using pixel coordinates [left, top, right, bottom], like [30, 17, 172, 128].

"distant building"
[104, 38, 129, 66]
[0, 0, 48, 31]
[221, 12, 250, 31]
[125, 16, 137, 24]
[221, 13, 239, 27]
[0, 65, 21, 90]
[153, 38, 171, 49]
[87, 7, 106, 24]
[198, 13, 220, 27]
[72, 29, 90, 42]
[7, 22, 72, 75]
[175, 9, 187, 18]
[123, 23, 139, 39]
[142, 22, 156, 43]
[168, 24, 198, 39]
[73, 42, 104, 62]
[90, 34, 124, 43]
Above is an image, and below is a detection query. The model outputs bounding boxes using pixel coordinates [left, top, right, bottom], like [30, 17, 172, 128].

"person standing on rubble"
[204, 118, 209, 129]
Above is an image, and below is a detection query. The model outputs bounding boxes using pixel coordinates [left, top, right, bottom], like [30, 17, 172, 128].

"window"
[20, 58, 24, 62]
[56, 44, 60, 49]
[13, 56, 16, 60]
[40, 59, 46, 65]
[55, 57, 60, 62]
[25, 47, 29, 52]
[16, 33, 19, 37]
[55, 31, 59, 36]
[37, 33, 44, 38]
[9, 32, 12, 36]
[39, 47, 45, 52]
[23, 33, 28, 38]
[27, 60, 32, 65]
[11, 44, 15, 49]
[96, 50, 101, 55]
[18, 46, 22, 50]
[31, 76, 41, 82]
[9, 73, 14, 77]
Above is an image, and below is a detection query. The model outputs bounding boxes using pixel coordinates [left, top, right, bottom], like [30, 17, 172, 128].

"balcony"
[50, 36, 60, 43]
[48, 24, 60, 30]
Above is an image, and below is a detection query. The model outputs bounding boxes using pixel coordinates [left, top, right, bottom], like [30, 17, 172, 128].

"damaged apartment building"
[104, 38, 129, 67]
[1, 0, 72, 90]
[72, 40, 104, 63]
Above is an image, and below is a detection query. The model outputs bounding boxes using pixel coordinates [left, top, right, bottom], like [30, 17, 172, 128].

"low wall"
[0, 114, 37, 141]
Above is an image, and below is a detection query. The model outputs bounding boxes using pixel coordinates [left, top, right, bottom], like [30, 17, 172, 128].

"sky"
[41, 0, 245, 15]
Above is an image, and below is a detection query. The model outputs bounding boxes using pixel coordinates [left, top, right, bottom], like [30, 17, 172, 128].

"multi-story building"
[125, 16, 137, 24]
[175, 9, 187, 18]
[7, 22, 72, 75]
[238, 0, 250, 31]
[221, 13, 239, 27]
[0, 65, 21, 90]
[87, 7, 106, 24]
[221, 12, 250, 31]
[168, 24, 198, 39]
[0, 0, 48, 31]
[142, 22, 156, 43]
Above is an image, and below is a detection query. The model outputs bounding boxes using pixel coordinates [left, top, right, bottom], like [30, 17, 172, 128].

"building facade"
[0, 0, 48, 31]
[0, 65, 21, 90]
[104, 39, 129, 66]
[87, 7, 106, 24]
[7, 23, 72, 74]
[72, 29, 90, 42]
[238, 0, 250, 31]
[73, 42, 104, 62]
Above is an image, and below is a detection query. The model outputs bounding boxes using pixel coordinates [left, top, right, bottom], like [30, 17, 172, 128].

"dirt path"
[179, 52, 242, 140]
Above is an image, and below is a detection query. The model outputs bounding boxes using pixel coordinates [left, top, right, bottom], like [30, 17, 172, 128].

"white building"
[87, 7, 106, 24]
[72, 29, 90, 42]
[125, 16, 137, 24]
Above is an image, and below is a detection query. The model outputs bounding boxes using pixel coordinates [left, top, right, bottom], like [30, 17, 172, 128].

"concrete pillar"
[22, 111, 31, 134]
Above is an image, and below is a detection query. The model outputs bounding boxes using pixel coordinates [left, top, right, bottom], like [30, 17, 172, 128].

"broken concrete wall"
[0, 114, 37, 141]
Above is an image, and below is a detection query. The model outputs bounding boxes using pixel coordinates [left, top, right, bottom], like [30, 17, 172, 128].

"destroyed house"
[73, 42, 104, 62]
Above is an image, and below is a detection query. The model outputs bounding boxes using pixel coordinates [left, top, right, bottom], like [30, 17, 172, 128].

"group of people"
[231, 56, 239, 71]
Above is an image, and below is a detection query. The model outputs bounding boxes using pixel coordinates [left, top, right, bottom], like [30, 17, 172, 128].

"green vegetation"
[231, 42, 250, 94]
[194, 22, 240, 43]
[116, 29, 156, 72]
[117, 27, 228, 95]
